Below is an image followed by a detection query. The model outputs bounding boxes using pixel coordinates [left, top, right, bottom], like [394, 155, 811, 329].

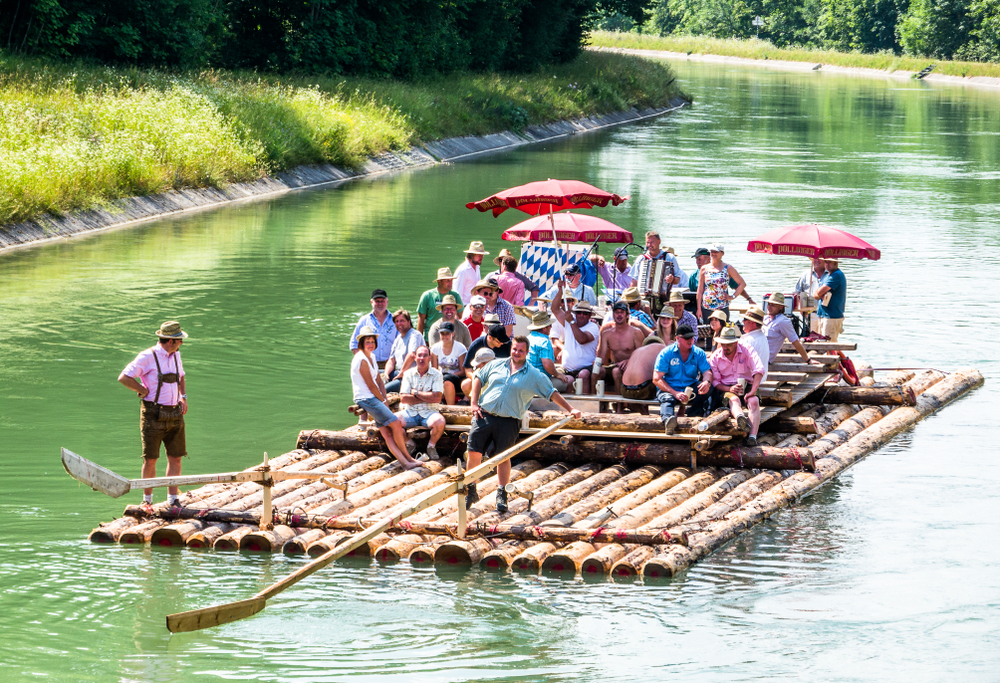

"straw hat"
[434, 267, 455, 282]
[643, 335, 665, 346]
[527, 310, 557, 330]
[464, 241, 489, 255]
[473, 278, 502, 293]
[717, 325, 741, 344]
[435, 294, 460, 311]
[493, 248, 515, 266]
[708, 310, 728, 324]
[823, 256, 841, 263]
[621, 286, 642, 304]
[665, 246, 676, 255]
[483, 313, 501, 325]
[764, 293, 786, 308]
[356, 325, 379, 348]
[473, 348, 496, 365]
[658, 308, 677, 319]
[572, 300, 594, 314]
[154, 321, 188, 339]
[743, 306, 766, 325]
[668, 291, 687, 305]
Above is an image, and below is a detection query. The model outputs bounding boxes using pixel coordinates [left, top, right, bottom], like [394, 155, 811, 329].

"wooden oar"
[165, 415, 573, 633]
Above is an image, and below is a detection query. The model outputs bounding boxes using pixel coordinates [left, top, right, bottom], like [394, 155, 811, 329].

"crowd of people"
[343, 234, 848, 508]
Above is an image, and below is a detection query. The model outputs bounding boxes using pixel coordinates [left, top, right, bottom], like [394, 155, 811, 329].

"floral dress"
[703, 264, 730, 311]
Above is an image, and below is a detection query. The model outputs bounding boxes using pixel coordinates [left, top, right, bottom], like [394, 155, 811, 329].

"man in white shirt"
[396, 347, 446, 461]
[794, 258, 826, 334]
[454, 241, 489, 304]
[552, 299, 600, 393]
[739, 307, 771, 382]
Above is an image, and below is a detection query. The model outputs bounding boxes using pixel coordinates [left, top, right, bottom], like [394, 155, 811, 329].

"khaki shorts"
[140, 401, 186, 460]
[818, 317, 844, 342]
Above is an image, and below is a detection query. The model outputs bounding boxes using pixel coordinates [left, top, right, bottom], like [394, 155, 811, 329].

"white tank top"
[351, 352, 379, 401]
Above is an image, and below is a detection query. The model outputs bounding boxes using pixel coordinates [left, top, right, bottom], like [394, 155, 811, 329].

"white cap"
[469, 295, 487, 306]
[710, 244, 725, 253]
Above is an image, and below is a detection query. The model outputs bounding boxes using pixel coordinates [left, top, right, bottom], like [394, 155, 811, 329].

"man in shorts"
[466, 336, 582, 513]
[396, 346, 447, 461]
[552, 297, 600, 393]
[118, 320, 189, 508]
[620, 336, 666, 411]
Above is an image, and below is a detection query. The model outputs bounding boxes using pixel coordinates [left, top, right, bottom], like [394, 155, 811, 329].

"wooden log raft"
[186, 524, 235, 548]
[642, 368, 984, 579]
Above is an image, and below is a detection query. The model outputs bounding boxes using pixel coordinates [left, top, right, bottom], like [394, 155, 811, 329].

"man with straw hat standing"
[417, 267, 462, 338]
[455, 241, 489, 304]
[763, 293, 817, 365]
[709, 326, 765, 445]
[526, 310, 574, 392]
[118, 321, 189, 508]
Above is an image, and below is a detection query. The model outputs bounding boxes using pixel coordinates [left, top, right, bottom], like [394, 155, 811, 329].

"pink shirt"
[709, 344, 763, 389]
[496, 271, 525, 306]
[122, 345, 185, 406]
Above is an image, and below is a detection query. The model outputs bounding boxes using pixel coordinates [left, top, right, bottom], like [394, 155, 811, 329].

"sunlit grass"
[588, 31, 1000, 79]
[0, 51, 682, 225]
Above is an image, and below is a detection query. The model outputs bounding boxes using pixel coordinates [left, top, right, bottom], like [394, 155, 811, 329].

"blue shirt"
[527, 330, 556, 376]
[349, 312, 397, 363]
[629, 308, 654, 328]
[818, 269, 847, 319]
[654, 343, 711, 391]
[476, 358, 556, 419]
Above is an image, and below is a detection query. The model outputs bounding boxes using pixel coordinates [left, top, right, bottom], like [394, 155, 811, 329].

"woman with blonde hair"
[655, 308, 677, 345]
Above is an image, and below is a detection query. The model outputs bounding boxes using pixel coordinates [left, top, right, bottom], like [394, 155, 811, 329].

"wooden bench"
[781, 341, 857, 352]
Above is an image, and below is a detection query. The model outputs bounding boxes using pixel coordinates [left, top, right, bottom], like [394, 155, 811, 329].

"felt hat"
[434, 267, 455, 281]
[527, 310, 558, 330]
[493, 248, 515, 266]
[356, 325, 379, 348]
[717, 325, 741, 344]
[464, 241, 489, 255]
[154, 321, 188, 339]
[435, 294, 460, 311]
[621, 286, 642, 304]
[743, 306, 766, 325]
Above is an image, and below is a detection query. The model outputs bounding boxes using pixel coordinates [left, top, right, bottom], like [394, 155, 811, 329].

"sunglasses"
[471, 304, 486, 309]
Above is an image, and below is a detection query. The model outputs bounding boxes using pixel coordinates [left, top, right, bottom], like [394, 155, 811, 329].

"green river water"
[1, 60, 998, 681]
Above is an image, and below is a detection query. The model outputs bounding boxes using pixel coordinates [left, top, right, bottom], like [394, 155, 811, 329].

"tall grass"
[0, 51, 681, 226]
[589, 31, 1000, 79]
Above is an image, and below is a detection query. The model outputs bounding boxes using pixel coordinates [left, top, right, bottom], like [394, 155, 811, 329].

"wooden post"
[260, 453, 273, 531]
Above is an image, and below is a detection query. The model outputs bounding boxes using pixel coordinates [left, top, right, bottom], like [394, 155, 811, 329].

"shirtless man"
[597, 301, 646, 399]
[620, 336, 666, 414]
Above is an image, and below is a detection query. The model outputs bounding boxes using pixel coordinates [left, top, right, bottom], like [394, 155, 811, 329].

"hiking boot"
[496, 486, 509, 514]
[663, 416, 678, 435]
[744, 434, 758, 448]
[426, 443, 439, 460]
[736, 414, 751, 432]
[465, 482, 479, 509]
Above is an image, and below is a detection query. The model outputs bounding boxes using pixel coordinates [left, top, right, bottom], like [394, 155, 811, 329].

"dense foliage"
[0, 0, 596, 76]
[623, 0, 1000, 61]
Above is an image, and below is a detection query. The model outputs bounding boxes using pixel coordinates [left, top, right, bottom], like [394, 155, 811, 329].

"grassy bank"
[0, 51, 682, 226]
[589, 31, 1000, 79]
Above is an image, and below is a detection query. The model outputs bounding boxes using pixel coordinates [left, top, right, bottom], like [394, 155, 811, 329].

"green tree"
[955, 0, 1000, 61]
[897, 0, 972, 58]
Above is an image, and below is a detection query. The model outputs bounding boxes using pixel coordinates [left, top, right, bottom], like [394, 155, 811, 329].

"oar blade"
[61, 448, 131, 498]
[166, 597, 266, 633]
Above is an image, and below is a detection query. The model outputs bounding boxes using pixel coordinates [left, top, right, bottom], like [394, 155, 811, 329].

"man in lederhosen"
[118, 321, 189, 507]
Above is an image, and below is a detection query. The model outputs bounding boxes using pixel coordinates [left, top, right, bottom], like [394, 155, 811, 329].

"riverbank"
[589, 32, 1000, 90]
[0, 50, 684, 241]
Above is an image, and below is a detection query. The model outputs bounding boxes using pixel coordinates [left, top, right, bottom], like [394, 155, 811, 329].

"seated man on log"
[597, 301, 646, 399]
[667, 291, 700, 343]
[467, 336, 582, 513]
[652, 324, 713, 433]
[383, 308, 425, 394]
[763, 292, 816, 365]
[396, 346, 447, 462]
[620, 335, 666, 413]
[428, 295, 473, 348]
[709, 326, 765, 446]
[551, 296, 600, 394]
[461, 324, 511, 397]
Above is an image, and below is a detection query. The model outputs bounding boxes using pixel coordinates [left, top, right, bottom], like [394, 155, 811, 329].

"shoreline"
[0, 98, 687, 255]
[590, 46, 1000, 91]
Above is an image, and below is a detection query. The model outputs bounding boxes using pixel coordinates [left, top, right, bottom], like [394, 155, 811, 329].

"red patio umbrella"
[747, 223, 881, 261]
[502, 213, 633, 243]
[466, 179, 629, 217]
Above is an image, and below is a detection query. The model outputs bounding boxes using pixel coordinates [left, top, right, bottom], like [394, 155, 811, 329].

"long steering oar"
[164, 415, 573, 633]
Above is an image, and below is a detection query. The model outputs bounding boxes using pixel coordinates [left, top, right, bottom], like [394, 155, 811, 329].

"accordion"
[636, 256, 675, 302]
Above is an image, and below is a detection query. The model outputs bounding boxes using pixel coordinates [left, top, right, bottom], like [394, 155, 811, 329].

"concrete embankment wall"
[592, 46, 1000, 91]
[0, 98, 688, 254]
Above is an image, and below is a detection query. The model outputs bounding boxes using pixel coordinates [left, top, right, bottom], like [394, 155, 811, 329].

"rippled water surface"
[1, 61, 998, 681]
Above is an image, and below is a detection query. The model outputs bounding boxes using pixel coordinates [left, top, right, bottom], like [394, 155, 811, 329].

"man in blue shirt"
[815, 257, 847, 342]
[467, 335, 582, 513]
[652, 324, 714, 432]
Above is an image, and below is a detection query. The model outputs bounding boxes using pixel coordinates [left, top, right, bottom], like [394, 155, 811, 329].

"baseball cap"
[371, 289, 388, 299]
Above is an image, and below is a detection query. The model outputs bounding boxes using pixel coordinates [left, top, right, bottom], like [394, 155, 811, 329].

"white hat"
[469, 295, 487, 306]
[710, 244, 725, 253]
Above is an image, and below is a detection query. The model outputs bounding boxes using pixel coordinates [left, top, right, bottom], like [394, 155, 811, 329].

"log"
[283, 529, 328, 555]
[644, 368, 984, 579]
[119, 519, 167, 544]
[306, 530, 351, 557]
[281, 455, 396, 513]
[88, 516, 140, 543]
[902, 369, 946, 397]
[767, 416, 818, 434]
[813, 385, 916, 406]
[150, 520, 212, 548]
[241, 526, 300, 552]
[213, 525, 255, 550]
[186, 524, 234, 549]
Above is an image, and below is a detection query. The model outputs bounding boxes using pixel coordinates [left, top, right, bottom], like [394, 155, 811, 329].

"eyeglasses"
[471, 304, 486, 309]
